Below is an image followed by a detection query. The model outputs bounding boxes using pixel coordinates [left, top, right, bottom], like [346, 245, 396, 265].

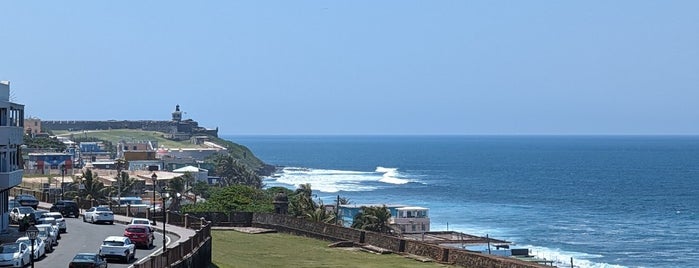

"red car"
[123, 224, 154, 249]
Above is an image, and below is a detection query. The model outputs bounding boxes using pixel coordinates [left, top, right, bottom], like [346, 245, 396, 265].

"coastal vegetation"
[212, 231, 450, 268]
[23, 135, 67, 151]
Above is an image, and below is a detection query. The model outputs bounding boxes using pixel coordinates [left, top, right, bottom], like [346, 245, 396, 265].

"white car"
[99, 236, 136, 263]
[36, 217, 61, 240]
[44, 212, 67, 233]
[84, 207, 114, 224]
[16, 237, 46, 259]
[130, 217, 155, 232]
[0, 242, 31, 267]
[9, 206, 34, 224]
[34, 224, 57, 250]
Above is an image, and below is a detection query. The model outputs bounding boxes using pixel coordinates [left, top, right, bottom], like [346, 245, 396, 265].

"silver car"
[44, 212, 67, 233]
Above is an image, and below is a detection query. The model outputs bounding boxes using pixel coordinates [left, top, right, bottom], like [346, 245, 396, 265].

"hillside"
[54, 129, 272, 174]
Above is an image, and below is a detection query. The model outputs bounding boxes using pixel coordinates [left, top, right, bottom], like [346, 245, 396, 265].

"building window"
[411, 225, 416, 231]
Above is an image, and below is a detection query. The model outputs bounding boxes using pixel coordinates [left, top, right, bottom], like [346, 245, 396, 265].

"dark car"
[14, 195, 39, 209]
[69, 253, 108, 268]
[50, 200, 80, 218]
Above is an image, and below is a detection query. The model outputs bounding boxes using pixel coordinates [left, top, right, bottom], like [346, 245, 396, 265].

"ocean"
[223, 135, 699, 268]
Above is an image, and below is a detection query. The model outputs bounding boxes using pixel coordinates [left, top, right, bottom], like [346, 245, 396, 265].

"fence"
[132, 212, 212, 268]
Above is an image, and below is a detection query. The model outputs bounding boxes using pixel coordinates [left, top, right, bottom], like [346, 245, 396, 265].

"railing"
[132, 212, 212, 268]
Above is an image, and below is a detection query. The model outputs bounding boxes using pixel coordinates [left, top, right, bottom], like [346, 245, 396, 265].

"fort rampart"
[252, 213, 546, 268]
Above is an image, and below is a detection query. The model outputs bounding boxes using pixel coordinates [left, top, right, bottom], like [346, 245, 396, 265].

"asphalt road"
[33, 217, 173, 268]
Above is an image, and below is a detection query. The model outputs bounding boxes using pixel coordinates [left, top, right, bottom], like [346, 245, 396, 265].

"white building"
[0, 81, 25, 231]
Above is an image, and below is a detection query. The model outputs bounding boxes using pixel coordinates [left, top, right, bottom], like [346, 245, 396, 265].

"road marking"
[132, 232, 171, 267]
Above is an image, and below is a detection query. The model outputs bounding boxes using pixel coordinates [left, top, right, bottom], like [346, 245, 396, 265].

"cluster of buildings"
[0, 81, 226, 232]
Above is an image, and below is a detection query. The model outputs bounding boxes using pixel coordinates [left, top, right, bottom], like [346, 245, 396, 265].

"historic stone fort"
[41, 105, 218, 140]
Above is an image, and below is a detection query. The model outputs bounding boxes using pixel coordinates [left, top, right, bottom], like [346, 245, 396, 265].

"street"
[35, 217, 174, 268]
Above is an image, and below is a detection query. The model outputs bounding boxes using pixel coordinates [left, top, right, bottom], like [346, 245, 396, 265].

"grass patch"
[212, 231, 451, 268]
[55, 129, 202, 149]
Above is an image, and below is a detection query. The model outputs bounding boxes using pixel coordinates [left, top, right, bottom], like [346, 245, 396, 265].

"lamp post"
[60, 164, 65, 200]
[26, 226, 39, 268]
[159, 186, 169, 265]
[151, 173, 157, 222]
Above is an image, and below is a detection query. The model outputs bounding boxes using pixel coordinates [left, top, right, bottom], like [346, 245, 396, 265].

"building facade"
[0, 81, 24, 231]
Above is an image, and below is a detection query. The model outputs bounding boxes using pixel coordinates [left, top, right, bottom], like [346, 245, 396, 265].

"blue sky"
[1, 1, 697, 135]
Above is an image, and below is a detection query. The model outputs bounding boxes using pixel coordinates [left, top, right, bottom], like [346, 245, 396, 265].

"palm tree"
[351, 205, 393, 233]
[290, 183, 316, 217]
[108, 171, 137, 198]
[214, 154, 263, 188]
[166, 175, 186, 211]
[79, 169, 108, 204]
[306, 201, 336, 224]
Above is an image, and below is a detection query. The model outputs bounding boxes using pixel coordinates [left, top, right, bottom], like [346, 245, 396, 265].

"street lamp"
[60, 164, 65, 200]
[26, 226, 39, 268]
[159, 186, 169, 264]
[151, 173, 157, 222]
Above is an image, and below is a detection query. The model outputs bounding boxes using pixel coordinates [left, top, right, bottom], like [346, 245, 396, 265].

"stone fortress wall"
[41, 105, 218, 138]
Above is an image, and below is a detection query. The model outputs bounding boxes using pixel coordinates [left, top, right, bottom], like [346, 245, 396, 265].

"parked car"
[49, 200, 80, 218]
[124, 224, 154, 249]
[84, 207, 114, 224]
[32, 210, 50, 223]
[129, 217, 155, 232]
[9, 206, 34, 224]
[36, 217, 61, 240]
[69, 253, 108, 268]
[44, 212, 67, 233]
[35, 224, 58, 250]
[14, 195, 39, 209]
[16, 236, 46, 259]
[99, 236, 136, 263]
[0, 242, 31, 267]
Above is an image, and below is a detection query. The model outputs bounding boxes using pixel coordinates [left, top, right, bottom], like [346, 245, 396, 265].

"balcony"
[0, 126, 23, 145]
[0, 169, 23, 190]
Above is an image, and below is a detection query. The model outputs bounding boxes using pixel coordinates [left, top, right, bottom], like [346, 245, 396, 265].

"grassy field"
[212, 231, 451, 268]
[54, 129, 202, 148]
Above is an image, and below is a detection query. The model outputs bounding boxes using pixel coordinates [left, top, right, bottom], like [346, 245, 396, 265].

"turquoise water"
[224, 135, 699, 268]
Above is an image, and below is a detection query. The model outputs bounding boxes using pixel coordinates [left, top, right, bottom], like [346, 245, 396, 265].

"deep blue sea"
[223, 135, 699, 268]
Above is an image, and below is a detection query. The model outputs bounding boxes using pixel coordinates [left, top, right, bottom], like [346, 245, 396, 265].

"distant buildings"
[0, 81, 25, 231]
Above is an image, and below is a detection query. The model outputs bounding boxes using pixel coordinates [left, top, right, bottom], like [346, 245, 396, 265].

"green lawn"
[54, 129, 202, 148]
[212, 231, 451, 268]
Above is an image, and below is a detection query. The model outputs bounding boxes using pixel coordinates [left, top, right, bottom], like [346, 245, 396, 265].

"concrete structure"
[0, 81, 24, 231]
[172, 165, 208, 182]
[24, 117, 41, 135]
[390, 206, 430, 234]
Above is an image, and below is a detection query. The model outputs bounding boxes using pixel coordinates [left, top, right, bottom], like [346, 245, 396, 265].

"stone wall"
[42, 120, 218, 137]
[252, 213, 546, 268]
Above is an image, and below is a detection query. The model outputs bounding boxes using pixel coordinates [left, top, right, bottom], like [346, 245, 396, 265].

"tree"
[166, 175, 186, 211]
[351, 205, 393, 233]
[191, 181, 211, 199]
[305, 201, 336, 224]
[214, 154, 263, 188]
[78, 169, 108, 203]
[108, 171, 137, 199]
[289, 183, 317, 217]
[181, 185, 273, 213]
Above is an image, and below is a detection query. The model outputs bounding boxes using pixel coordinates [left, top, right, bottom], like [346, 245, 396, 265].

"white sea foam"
[375, 166, 410, 184]
[265, 166, 413, 193]
[522, 245, 629, 268]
